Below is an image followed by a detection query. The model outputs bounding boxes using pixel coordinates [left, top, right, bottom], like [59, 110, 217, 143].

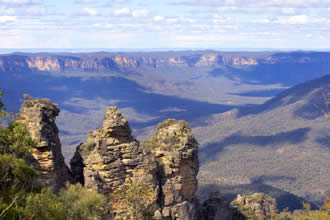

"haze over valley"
[1, 50, 329, 211]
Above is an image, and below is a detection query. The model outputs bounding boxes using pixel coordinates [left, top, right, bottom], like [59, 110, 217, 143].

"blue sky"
[0, 0, 330, 49]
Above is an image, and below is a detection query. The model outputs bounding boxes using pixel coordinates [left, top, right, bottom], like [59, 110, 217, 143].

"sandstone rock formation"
[0, 53, 264, 74]
[231, 193, 278, 220]
[70, 110, 200, 219]
[70, 107, 159, 218]
[16, 98, 73, 192]
[147, 119, 199, 220]
[200, 192, 243, 220]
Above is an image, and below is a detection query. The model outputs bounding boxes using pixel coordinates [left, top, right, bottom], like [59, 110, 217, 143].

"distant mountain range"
[195, 74, 330, 210]
[0, 51, 329, 210]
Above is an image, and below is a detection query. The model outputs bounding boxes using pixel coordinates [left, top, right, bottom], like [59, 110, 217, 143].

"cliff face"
[2, 52, 329, 74]
[0, 53, 260, 73]
[16, 98, 73, 192]
[231, 193, 278, 220]
[70, 106, 159, 219]
[147, 119, 199, 220]
[70, 109, 199, 219]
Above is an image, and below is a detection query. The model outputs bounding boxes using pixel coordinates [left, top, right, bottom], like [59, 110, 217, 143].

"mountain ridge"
[1, 51, 330, 74]
[195, 74, 330, 209]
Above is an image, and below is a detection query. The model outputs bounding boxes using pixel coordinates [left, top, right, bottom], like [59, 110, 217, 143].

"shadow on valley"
[228, 88, 286, 98]
[210, 52, 330, 86]
[199, 128, 311, 164]
[198, 180, 317, 212]
[236, 74, 330, 118]
[316, 135, 330, 149]
[0, 71, 234, 131]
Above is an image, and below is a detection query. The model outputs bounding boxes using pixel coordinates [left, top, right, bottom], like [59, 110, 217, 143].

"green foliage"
[143, 118, 194, 151]
[58, 183, 106, 220]
[110, 182, 154, 220]
[0, 154, 38, 219]
[0, 90, 8, 129]
[142, 135, 159, 151]
[157, 118, 190, 131]
[0, 154, 38, 199]
[25, 189, 65, 220]
[0, 122, 36, 159]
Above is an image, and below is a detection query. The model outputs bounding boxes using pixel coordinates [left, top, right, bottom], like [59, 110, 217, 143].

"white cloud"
[24, 7, 48, 16]
[0, 16, 16, 23]
[82, 7, 98, 16]
[305, 34, 313, 38]
[167, 17, 178, 23]
[0, 0, 41, 6]
[281, 8, 296, 14]
[153, 16, 164, 22]
[277, 15, 309, 24]
[113, 0, 130, 3]
[213, 14, 227, 24]
[132, 8, 150, 18]
[0, 7, 15, 15]
[113, 7, 131, 16]
[179, 0, 330, 8]
[75, 0, 97, 4]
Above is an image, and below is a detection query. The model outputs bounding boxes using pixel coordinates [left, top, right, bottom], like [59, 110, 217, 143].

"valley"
[0, 50, 329, 211]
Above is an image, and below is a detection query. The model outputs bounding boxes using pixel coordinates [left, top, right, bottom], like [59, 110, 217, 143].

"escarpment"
[145, 119, 199, 219]
[70, 109, 200, 219]
[70, 107, 159, 219]
[16, 98, 73, 192]
[3, 52, 330, 74]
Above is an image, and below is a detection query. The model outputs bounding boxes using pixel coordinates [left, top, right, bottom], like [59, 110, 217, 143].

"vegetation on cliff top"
[0, 92, 106, 220]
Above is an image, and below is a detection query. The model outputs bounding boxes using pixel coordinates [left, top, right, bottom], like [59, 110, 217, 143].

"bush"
[110, 183, 154, 220]
[0, 122, 36, 159]
[25, 189, 65, 220]
[0, 91, 8, 129]
[58, 183, 106, 220]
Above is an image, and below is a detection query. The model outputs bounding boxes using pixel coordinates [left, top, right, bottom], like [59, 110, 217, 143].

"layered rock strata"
[16, 98, 73, 192]
[231, 193, 278, 220]
[147, 119, 199, 220]
[71, 109, 200, 220]
[70, 107, 159, 219]
[200, 192, 242, 220]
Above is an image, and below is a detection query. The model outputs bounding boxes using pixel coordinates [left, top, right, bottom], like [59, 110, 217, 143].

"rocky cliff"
[16, 98, 73, 192]
[147, 119, 199, 219]
[70, 107, 159, 219]
[231, 193, 278, 220]
[2, 51, 330, 74]
[70, 109, 199, 219]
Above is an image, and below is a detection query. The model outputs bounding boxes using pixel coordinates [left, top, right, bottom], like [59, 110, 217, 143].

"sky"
[0, 0, 330, 50]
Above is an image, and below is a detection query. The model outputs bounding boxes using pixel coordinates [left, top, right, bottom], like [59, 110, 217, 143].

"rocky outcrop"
[147, 119, 199, 220]
[231, 193, 278, 220]
[200, 192, 244, 220]
[16, 98, 73, 192]
[70, 110, 200, 219]
[70, 107, 159, 218]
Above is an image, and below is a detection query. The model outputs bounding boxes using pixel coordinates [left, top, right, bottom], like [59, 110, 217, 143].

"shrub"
[110, 182, 154, 220]
[58, 183, 106, 220]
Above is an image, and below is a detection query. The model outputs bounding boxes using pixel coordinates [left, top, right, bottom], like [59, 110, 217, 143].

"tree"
[0, 91, 8, 129]
[25, 189, 65, 220]
[110, 182, 154, 220]
[58, 183, 106, 220]
[0, 122, 36, 159]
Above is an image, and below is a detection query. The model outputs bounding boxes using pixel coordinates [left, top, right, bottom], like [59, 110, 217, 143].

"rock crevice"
[70, 110, 200, 219]
[16, 98, 73, 192]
